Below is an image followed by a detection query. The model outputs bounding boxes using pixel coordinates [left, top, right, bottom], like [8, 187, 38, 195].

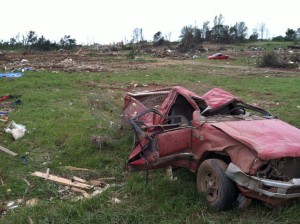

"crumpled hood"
[212, 119, 300, 160]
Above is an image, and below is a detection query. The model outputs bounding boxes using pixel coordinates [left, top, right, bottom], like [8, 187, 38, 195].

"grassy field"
[0, 54, 300, 223]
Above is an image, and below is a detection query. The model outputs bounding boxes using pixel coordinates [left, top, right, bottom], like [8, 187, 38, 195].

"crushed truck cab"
[123, 86, 300, 210]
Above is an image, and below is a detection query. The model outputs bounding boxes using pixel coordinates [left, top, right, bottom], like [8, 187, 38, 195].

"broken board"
[0, 145, 18, 156]
[31, 172, 93, 189]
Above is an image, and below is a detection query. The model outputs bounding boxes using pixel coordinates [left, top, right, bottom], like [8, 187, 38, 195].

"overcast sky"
[1, 0, 299, 44]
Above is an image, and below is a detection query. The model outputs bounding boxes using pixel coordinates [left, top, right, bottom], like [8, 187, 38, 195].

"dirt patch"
[1, 50, 298, 76]
[80, 81, 169, 93]
[0, 51, 162, 73]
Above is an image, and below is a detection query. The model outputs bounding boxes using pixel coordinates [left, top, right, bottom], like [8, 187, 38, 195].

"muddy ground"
[0, 50, 299, 76]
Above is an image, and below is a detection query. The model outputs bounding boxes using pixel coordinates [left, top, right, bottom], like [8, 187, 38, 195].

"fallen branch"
[0, 145, 18, 156]
[31, 171, 93, 190]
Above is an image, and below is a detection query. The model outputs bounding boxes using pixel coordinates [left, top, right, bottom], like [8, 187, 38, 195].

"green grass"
[0, 58, 300, 223]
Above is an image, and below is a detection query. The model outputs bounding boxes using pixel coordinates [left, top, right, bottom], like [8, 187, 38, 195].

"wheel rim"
[201, 171, 219, 202]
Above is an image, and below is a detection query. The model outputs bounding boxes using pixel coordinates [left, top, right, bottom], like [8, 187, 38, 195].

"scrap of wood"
[70, 187, 90, 198]
[90, 177, 115, 186]
[89, 180, 105, 186]
[63, 166, 94, 172]
[0, 145, 18, 157]
[26, 198, 38, 207]
[72, 176, 87, 183]
[28, 217, 33, 224]
[45, 168, 50, 180]
[31, 171, 93, 190]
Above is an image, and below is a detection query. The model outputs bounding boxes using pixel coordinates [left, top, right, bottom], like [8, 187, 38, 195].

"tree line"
[151, 14, 300, 51]
[0, 31, 76, 52]
[1, 14, 299, 53]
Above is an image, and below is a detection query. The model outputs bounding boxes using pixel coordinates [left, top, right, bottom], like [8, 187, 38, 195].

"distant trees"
[249, 29, 259, 41]
[153, 31, 165, 46]
[211, 14, 225, 42]
[179, 26, 196, 51]
[59, 35, 76, 50]
[178, 15, 249, 51]
[23, 30, 37, 53]
[285, 28, 297, 41]
[272, 28, 300, 42]
[0, 20, 298, 53]
[35, 35, 53, 51]
[0, 31, 77, 52]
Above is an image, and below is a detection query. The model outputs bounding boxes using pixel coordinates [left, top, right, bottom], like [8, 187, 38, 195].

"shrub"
[260, 53, 282, 68]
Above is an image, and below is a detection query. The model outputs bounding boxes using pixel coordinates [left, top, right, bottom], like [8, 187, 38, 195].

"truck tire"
[197, 159, 238, 210]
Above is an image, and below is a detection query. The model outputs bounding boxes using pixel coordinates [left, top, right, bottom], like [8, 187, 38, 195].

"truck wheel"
[197, 159, 238, 210]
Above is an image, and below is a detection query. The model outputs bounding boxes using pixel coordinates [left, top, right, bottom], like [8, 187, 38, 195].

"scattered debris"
[63, 166, 94, 172]
[110, 197, 121, 204]
[90, 184, 111, 198]
[0, 72, 23, 78]
[25, 198, 38, 207]
[0, 96, 10, 102]
[166, 166, 177, 181]
[6, 201, 19, 210]
[20, 59, 29, 64]
[22, 178, 31, 200]
[70, 187, 90, 198]
[72, 176, 87, 183]
[21, 156, 29, 165]
[0, 145, 18, 157]
[31, 171, 93, 189]
[28, 217, 33, 224]
[90, 135, 116, 149]
[4, 121, 27, 140]
[0, 115, 9, 122]
[89, 177, 115, 187]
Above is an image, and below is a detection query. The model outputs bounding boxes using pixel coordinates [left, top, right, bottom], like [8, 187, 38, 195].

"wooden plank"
[0, 145, 18, 157]
[31, 171, 93, 189]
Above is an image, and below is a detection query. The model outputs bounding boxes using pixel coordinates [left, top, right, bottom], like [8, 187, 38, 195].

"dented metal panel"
[212, 119, 300, 160]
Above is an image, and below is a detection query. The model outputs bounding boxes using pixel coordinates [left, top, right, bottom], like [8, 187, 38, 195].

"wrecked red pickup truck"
[123, 86, 300, 210]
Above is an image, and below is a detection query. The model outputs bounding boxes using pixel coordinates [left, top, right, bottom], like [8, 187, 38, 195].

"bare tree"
[201, 21, 210, 40]
[259, 23, 266, 40]
[164, 32, 172, 42]
[23, 30, 38, 53]
[212, 14, 225, 42]
[139, 28, 144, 42]
[132, 28, 140, 44]
[132, 28, 144, 43]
